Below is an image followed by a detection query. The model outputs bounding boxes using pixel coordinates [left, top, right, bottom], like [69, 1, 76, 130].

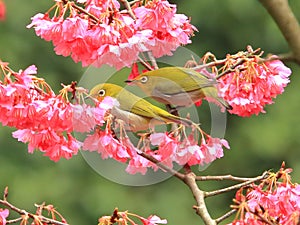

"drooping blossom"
[218, 55, 291, 117]
[141, 215, 168, 225]
[0, 68, 82, 161]
[72, 96, 116, 132]
[83, 129, 132, 162]
[0, 61, 114, 161]
[0, 208, 9, 225]
[149, 130, 230, 171]
[0, 0, 5, 21]
[133, 0, 197, 58]
[126, 148, 161, 175]
[27, 0, 196, 69]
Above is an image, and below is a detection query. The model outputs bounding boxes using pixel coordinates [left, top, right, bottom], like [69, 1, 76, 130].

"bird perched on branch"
[126, 66, 231, 110]
[89, 83, 194, 132]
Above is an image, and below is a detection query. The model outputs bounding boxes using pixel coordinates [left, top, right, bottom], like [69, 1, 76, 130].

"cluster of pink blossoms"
[83, 126, 230, 175]
[27, 0, 196, 69]
[229, 166, 300, 225]
[218, 54, 291, 117]
[0, 61, 229, 173]
[0, 61, 115, 161]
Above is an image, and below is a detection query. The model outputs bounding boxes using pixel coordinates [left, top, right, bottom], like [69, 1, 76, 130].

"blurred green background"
[0, 0, 300, 224]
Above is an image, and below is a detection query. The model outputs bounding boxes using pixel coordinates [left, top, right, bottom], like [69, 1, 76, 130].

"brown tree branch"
[0, 200, 68, 225]
[259, 0, 300, 64]
[204, 171, 268, 198]
[183, 172, 216, 225]
[195, 174, 264, 182]
[0, 191, 68, 225]
[138, 152, 185, 180]
[137, 152, 215, 225]
[215, 209, 236, 224]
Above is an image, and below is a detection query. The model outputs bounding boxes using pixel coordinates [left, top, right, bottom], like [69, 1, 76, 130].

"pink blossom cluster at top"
[27, 0, 196, 69]
[229, 167, 300, 225]
[218, 57, 291, 117]
[0, 61, 115, 161]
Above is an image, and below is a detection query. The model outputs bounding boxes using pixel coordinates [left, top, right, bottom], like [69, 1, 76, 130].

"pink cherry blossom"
[134, 0, 197, 58]
[229, 167, 300, 225]
[149, 131, 229, 170]
[150, 132, 178, 164]
[126, 154, 150, 175]
[72, 97, 115, 133]
[244, 183, 300, 224]
[0, 0, 6, 21]
[200, 136, 230, 164]
[0, 209, 9, 225]
[12, 129, 81, 161]
[0, 62, 114, 161]
[83, 129, 131, 162]
[27, 0, 196, 69]
[141, 215, 168, 225]
[218, 57, 291, 117]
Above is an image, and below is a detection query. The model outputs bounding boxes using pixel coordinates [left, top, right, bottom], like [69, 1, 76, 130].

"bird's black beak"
[125, 80, 134, 86]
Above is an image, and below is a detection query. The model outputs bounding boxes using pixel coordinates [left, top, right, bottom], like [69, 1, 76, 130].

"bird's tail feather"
[203, 87, 232, 110]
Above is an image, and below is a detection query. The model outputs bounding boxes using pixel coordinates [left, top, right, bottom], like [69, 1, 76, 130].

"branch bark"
[259, 0, 300, 64]
[183, 172, 216, 225]
[0, 199, 68, 225]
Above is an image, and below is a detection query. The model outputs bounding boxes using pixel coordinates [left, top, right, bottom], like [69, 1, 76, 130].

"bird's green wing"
[117, 92, 165, 120]
[117, 88, 193, 125]
[148, 67, 216, 95]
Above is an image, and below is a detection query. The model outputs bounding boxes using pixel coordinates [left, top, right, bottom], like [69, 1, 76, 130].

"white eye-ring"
[140, 76, 148, 83]
[98, 89, 105, 96]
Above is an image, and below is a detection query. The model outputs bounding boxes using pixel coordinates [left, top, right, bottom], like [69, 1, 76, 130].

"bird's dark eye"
[140, 76, 148, 83]
[98, 89, 105, 96]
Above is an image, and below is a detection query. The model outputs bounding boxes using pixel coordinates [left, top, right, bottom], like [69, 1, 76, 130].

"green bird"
[126, 66, 231, 109]
[89, 83, 194, 132]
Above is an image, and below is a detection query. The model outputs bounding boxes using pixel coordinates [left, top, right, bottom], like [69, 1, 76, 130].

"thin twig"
[138, 152, 185, 180]
[147, 51, 159, 70]
[216, 58, 247, 79]
[128, 0, 141, 5]
[6, 217, 23, 224]
[64, 1, 99, 23]
[205, 171, 268, 198]
[259, 52, 295, 63]
[119, 0, 136, 19]
[195, 174, 264, 182]
[0, 199, 68, 225]
[215, 209, 236, 224]
[191, 59, 228, 71]
[137, 56, 153, 71]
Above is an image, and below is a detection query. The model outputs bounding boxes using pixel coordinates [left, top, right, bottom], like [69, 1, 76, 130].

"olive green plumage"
[89, 83, 193, 132]
[126, 67, 230, 109]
